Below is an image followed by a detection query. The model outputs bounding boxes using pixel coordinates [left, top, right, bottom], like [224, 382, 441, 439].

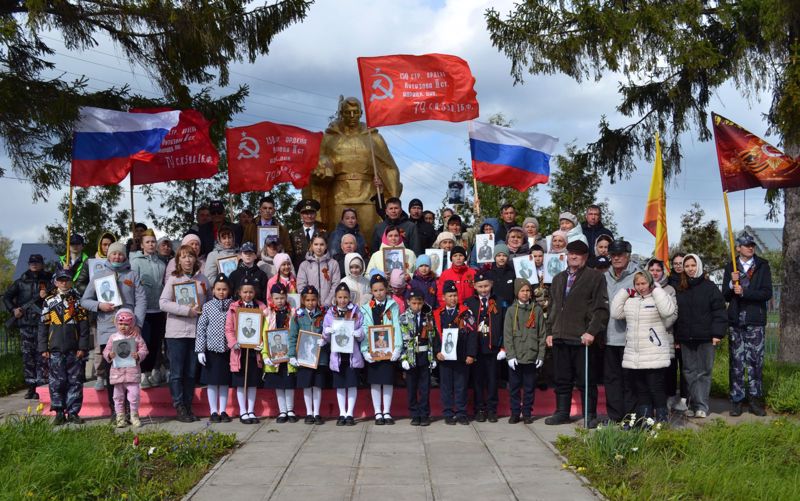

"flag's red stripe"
[472, 160, 549, 191]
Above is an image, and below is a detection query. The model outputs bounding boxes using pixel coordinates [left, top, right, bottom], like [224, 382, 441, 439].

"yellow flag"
[643, 133, 670, 269]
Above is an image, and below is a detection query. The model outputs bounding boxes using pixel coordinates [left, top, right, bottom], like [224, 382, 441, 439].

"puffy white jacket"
[611, 286, 678, 370]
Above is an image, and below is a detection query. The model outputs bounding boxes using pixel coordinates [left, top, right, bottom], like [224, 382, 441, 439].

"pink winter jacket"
[225, 300, 267, 372]
[103, 332, 148, 385]
[160, 272, 210, 339]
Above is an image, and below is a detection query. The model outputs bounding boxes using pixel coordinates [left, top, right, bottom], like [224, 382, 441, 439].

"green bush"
[0, 413, 236, 500]
[0, 353, 24, 396]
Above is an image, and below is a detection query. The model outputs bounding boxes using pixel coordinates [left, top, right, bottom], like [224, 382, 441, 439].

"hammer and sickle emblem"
[237, 132, 260, 160]
[369, 68, 394, 102]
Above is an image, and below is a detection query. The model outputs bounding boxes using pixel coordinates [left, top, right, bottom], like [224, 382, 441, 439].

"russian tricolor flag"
[71, 107, 181, 187]
[469, 121, 559, 191]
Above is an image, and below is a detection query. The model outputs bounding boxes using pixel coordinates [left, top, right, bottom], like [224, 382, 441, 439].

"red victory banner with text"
[357, 54, 479, 127]
[712, 112, 800, 192]
[225, 121, 322, 193]
[129, 108, 219, 185]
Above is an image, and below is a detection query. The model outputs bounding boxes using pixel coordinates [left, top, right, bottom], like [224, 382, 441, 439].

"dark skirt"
[296, 365, 329, 389]
[366, 360, 396, 385]
[262, 363, 297, 389]
[332, 355, 360, 388]
[201, 351, 231, 386]
[231, 349, 262, 388]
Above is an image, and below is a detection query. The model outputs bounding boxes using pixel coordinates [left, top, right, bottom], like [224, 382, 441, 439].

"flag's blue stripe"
[469, 138, 551, 175]
[73, 130, 170, 160]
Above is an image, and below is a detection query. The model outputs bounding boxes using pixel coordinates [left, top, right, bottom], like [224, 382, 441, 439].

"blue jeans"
[439, 361, 468, 418]
[166, 338, 197, 409]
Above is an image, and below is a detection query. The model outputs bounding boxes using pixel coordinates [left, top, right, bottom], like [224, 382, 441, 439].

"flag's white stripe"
[468, 120, 558, 154]
[75, 107, 180, 133]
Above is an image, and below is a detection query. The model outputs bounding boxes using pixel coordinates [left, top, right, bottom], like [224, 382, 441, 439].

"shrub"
[0, 353, 24, 396]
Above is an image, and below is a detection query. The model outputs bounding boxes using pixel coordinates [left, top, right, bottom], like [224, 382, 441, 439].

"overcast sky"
[0, 0, 783, 256]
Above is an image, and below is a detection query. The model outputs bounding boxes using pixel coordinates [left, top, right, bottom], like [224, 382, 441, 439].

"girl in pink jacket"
[103, 308, 148, 428]
[265, 253, 297, 302]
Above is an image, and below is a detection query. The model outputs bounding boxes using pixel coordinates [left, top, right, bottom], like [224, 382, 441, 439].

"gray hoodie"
[604, 261, 638, 346]
[130, 251, 166, 313]
[81, 260, 147, 345]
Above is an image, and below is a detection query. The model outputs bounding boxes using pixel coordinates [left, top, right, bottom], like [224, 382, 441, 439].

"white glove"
[197, 353, 206, 366]
[535, 359, 544, 369]
[401, 360, 411, 370]
[496, 350, 507, 361]
[232, 343, 240, 350]
[323, 327, 334, 334]
[430, 360, 437, 370]
[264, 357, 274, 366]
[317, 338, 326, 346]
[507, 358, 518, 371]
[289, 357, 298, 367]
[363, 352, 374, 363]
[390, 349, 401, 362]
[256, 344, 263, 351]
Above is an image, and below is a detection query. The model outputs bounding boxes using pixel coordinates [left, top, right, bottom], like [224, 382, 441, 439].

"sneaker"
[685, 409, 695, 418]
[68, 413, 84, 425]
[130, 413, 141, 427]
[314, 415, 324, 425]
[210, 412, 221, 423]
[673, 398, 688, 412]
[730, 401, 743, 417]
[53, 411, 66, 426]
[220, 412, 232, 423]
[116, 414, 127, 428]
[276, 413, 288, 424]
[666, 395, 677, 410]
[140, 373, 152, 389]
[304, 415, 315, 425]
[419, 416, 431, 426]
[148, 371, 162, 387]
[457, 415, 470, 425]
[94, 377, 106, 391]
[336, 416, 346, 426]
[287, 411, 298, 423]
[694, 410, 707, 418]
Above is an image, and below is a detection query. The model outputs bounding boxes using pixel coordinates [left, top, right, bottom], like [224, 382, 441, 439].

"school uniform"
[289, 307, 329, 388]
[432, 304, 477, 419]
[399, 303, 435, 420]
[504, 297, 547, 419]
[262, 306, 297, 389]
[464, 293, 504, 419]
[323, 304, 364, 388]
[224, 300, 265, 388]
[195, 297, 233, 386]
[360, 298, 402, 384]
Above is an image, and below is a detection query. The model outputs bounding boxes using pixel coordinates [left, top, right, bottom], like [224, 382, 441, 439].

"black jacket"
[38, 291, 91, 353]
[547, 266, 609, 344]
[228, 262, 269, 301]
[432, 304, 477, 362]
[410, 217, 436, 252]
[3, 269, 53, 327]
[464, 295, 505, 354]
[581, 222, 614, 258]
[674, 277, 728, 342]
[722, 255, 772, 327]
[488, 263, 516, 307]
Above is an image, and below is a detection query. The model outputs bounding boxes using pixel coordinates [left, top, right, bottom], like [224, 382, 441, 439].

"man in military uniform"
[3, 254, 52, 399]
[39, 269, 91, 425]
[289, 199, 328, 269]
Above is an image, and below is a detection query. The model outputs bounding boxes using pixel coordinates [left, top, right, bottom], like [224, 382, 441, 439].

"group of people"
[3, 194, 773, 428]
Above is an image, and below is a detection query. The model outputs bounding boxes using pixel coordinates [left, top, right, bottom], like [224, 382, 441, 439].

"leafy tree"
[44, 186, 129, 254]
[485, 1, 800, 362]
[0, 234, 17, 291]
[676, 203, 728, 273]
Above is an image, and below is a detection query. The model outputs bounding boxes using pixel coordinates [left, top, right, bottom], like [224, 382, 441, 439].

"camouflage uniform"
[3, 269, 52, 387]
[729, 325, 766, 401]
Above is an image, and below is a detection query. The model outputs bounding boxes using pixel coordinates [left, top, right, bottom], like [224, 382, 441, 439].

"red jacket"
[437, 264, 475, 305]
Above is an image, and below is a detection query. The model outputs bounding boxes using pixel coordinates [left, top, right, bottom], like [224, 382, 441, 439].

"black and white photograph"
[217, 255, 239, 277]
[112, 337, 136, 369]
[475, 233, 495, 264]
[425, 249, 447, 275]
[330, 318, 355, 354]
[513, 255, 538, 281]
[257, 226, 279, 254]
[368, 325, 393, 361]
[236, 308, 263, 349]
[447, 180, 465, 205]
[286, 293, 301, 311]
[88, 258, 107, 281]
[296, 330, 322, 369]
[266, 329, 290, 363]
[442, 328, 459, 361]
[544, 253, 568, 284]
[382, 247, 406, 274]
[94, 275, 122, 307]
[173, 281, 198, 307]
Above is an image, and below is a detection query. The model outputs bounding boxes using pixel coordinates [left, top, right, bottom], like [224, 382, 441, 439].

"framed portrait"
[543, 253, 568, 284]
[173, 281, 198, 308]
[382, 247, 406, 273]
[266, 328, 290, 364]
[286, 293, 301, 311]
[447, 180, 465, 205]
[94, 275, 122, 307]
[112, 337, 136, 369]
[296, 330, 322, 369]
[330, 318, 355, 354]
[425, 249, 444, 275]
[257, 226, 279, 254]
[368, 325, 394, 361]
[475, 234, 495, 264]
[88, 258, 107, 281]
[217, 255, 239, 277]
[236, 308, 263, 349]
[512, 255, 538, 281]
[442, 328, 459, 361]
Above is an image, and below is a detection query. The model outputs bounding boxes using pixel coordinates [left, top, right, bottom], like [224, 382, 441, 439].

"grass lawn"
[0, 412, 236, 500]
[0, 352, 24, 397]
[557, 419, 800, 500]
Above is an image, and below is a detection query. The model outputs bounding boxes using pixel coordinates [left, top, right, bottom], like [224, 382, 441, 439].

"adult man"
[196, 205, 211, 228]
[100, 281, 115, 302]
[545, 238, 608, 428]
[3, 254, 52, 398]
[242, 318, 256, 339]
[408, 199, 436, 251]
[304, 97, 401, 243]
[271, 334, 289, 358]
[495, 203, 518, 242]
[130, 230, 167, 388]
[581, 205, 614, 257]
[722, 234, 773, 416]
[198, 200, 243, 256]
[58, 234, 90, 295]
[126, 222, 148, 254]
[437, 208, 454, 234]
[256, 196, 291, 251]
[603, 239, 638, 423]
[371, 198, 420, 255]
[289, 199, 328, 269]
[177, 288, 194, 306]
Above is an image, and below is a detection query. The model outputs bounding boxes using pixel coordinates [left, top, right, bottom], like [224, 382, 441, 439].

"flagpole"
[722, 191, 739, 278]
[129, 176, 136, 244]
[472, 175, 481, 220]
[65, 184, 74, 267]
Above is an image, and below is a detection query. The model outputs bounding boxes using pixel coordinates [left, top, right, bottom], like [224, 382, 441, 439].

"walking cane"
[584, 343, 589, 429]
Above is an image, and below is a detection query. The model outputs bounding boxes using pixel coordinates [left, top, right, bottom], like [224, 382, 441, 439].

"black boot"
[176, 404, 193, 423]
[24, 385, 38, 400]
[545, 393, 572, 425]
[655, 407, 669, 424]
[749, 398, 767, 417]
[730, 400, 743, 417]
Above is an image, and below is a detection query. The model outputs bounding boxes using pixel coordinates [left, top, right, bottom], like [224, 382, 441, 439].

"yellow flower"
[561, 463, 569, 469]
[614, 454, 624, 461]
[26, 405, 31, 415]
[577, 467, 586, 473]
[36, 403, 44, 414]
[121, 494, 128, 499]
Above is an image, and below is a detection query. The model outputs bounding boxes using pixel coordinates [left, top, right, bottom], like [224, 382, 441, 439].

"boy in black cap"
[433, 280, 477, 424]
[399, 289, 435, 426]
[4, 253, 52, 398]
[290, 199, 327, 269]
[228, 242, 268, 300]
[464, 271, 505, 422]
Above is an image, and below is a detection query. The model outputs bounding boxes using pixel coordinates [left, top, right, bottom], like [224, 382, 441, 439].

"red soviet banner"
[129, 108, 219, 185]
[225, 121, 322, 193]
[357, 54, 479, 127]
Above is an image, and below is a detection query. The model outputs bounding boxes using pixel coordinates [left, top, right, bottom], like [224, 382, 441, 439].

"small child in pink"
[103, 308, 148, 428]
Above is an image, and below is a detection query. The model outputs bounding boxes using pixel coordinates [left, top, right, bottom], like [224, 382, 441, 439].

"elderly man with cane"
[544, 237, 609, 429]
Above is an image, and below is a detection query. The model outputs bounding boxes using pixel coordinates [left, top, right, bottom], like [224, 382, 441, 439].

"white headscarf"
[684, 253, 704, 278]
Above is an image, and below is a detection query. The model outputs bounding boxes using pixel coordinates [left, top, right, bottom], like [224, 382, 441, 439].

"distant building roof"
[744, 226, 782, 253]
[13, 243, 60, 280]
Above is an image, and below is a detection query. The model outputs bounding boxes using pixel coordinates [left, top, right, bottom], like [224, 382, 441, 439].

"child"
[40, 270, 91, 425]
[366, 225, 417, 276]
[229, 242, 268, 299]
[204, 225, 239, 279]
[103, 309, 148, 428]
[399, 290, 436, 426]
[196, 273, 234, 423]
[262, 282, 298, 423]
[487, 244, 515, 309]
[389, 269, 408, 314]
[504, 279, 547, 424]
[323, 282, 364, 425]
[266, 252, 297, 301]
[340, 253, 371, 306]
[360, 274, 402, 425]
[410, 254, 438, 310]
[433, 280, 476, 425]
[257, 239, 280, 279]
[437, 246, 475, 305]
[464, 271, 505, 423]
[224, 277, 266, 424]
[297, 235, 341, 308]
[289, 285, 328, 425]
